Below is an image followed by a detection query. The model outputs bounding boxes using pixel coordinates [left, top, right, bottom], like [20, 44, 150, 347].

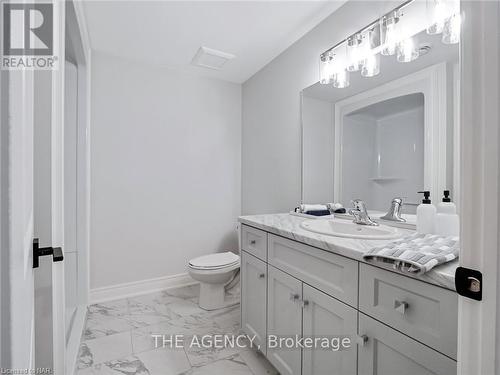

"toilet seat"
[189, 252, 240, 270]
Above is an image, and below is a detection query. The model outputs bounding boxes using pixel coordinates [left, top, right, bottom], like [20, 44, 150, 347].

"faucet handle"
[351, 199, 367, 212]
[392, 197, 407, 204]
[380, 197, 406, 222]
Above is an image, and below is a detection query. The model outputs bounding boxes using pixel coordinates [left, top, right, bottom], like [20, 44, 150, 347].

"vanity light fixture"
[332, 67, 350, 88]
[361, 53, 380, 77]
[396, 36, 420, 63]
[380, 10, 401, 56]
[346, 34, 363, 72]
[319, 52, 333, 84]
[318, 0, 460, 87]
[426, 0, 447, 35]
[442, 13, 461, 44]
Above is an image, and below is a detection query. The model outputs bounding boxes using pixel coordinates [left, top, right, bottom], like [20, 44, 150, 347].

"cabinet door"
[358, 313, 456, 375]
[302, 285, 357, 375]
[241, 251, 267, 354]
[267, 266, 303, 375]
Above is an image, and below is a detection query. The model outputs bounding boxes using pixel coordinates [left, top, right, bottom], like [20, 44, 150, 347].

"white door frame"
[333, 63, 449, 205]
[63, 1, 92, 373]
[51, 1, 66, 373]
[457, 1, 500, 374]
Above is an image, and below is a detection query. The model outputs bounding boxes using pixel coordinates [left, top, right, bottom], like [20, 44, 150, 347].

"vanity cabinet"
[267, 265, 303, 375]
[266, 264, 358, 375]
[241, 225, 267, 261]
[241, 251, 268, 354]
[358, 313, 456, 375]
[359, 263, 458, 359]
[239, 224, 458, 375]
[268, 234, 358, 307]
[302, 284, 357, 375]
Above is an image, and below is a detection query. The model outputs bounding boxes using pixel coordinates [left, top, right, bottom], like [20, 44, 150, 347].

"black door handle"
[33, 238, 64, 268]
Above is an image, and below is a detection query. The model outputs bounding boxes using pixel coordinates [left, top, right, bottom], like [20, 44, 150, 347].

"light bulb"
[442, 13, 461, 44]
[361, 53, 380, 78]
[396, 37, 419, 63]
[319, 54, 332, 84]
[346, 34, 363, 72]
[332, 69, 350, 88]
[427, 0, 447, 35]
[381, 11, 400, 56]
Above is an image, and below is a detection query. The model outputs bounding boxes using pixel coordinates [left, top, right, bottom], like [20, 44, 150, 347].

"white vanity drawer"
[241, 225, 267, 261]
[268, 234, 358, 307]
[359, 263, 458, 359]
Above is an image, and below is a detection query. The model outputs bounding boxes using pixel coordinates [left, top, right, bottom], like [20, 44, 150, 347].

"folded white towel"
[299, 204, 329, 212]
[363, 233, 459, 275]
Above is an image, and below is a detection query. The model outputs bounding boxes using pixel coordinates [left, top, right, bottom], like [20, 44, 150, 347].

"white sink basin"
[300, 219, 401, 240]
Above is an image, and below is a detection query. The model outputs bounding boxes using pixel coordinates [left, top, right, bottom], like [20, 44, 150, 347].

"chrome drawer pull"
[250, 240, 256, 245]
[356, 335, 369, 347]
[394, 300, 409, 314]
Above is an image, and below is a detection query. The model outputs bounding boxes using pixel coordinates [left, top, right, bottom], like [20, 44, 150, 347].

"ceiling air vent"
[191, 46, 235, 70]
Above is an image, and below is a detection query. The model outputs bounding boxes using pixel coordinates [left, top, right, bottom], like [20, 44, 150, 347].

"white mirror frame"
[333, 62, 456, 207]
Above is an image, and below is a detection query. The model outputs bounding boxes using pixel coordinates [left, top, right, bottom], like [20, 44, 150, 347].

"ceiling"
[83, 1, 346, 84]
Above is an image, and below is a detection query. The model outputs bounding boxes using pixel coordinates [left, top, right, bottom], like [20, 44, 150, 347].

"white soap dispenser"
[436, 190, 459, 236]
[416, 191, 436, 234]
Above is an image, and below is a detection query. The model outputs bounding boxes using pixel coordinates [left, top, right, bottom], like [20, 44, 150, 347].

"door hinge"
[455, 266, 482, 301]
[33, 238, 64, 268]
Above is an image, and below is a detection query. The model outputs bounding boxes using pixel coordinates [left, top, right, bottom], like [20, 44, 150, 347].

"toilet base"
[199, 282, 225, 310]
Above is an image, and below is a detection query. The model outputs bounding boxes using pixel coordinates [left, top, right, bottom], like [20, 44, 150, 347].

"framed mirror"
[301, 28, 459, 220]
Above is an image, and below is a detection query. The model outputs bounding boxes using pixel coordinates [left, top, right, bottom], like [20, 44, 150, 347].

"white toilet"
[188, 252, 240, 310]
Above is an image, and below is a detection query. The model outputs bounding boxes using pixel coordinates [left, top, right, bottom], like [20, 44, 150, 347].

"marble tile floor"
[76, 284, 278, 375]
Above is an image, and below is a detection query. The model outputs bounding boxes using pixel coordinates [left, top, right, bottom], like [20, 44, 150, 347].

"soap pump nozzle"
[418, 191, 431, 204]
[442, 190, 451, 202]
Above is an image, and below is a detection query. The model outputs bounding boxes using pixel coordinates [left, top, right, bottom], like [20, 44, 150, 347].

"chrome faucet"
[349, 199, 378, 226]
[380, 197, 407, 222]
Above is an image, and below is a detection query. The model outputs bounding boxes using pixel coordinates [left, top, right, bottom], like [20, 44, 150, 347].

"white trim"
[452, 62, 460, 213]
[457, 1, 500, 374]
[51, 2, 67, 373]
[64, 3, 92, 372]
[333, 63, 449, 205]
[89, 274, 198, 304]
[66, 306, 86, 375]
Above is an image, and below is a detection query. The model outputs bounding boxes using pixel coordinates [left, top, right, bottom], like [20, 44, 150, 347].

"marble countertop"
[238, 213, 458, 292]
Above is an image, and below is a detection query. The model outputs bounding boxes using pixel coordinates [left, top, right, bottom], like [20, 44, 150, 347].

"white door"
[2, 65, 37, 371]
[2, 2, 67, 373]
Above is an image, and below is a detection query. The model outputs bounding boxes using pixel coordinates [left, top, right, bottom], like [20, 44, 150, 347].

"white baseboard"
[89, 273, 197, 304]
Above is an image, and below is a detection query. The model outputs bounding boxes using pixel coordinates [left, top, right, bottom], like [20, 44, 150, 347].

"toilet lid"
[189, 252, 240, 269]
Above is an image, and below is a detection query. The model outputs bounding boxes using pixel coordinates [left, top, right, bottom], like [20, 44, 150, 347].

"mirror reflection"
[301, 28, 459, 222]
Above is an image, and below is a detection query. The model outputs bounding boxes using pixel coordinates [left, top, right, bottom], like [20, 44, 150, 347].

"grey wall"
[301, 96, 334, 203]
[90, 52, 241, 289]
[241, 1, 401, 214]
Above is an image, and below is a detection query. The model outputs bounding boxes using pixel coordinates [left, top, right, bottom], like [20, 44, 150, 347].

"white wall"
[341, 115, 376, 209]
[301, 96, 334, 203]
[90, 52, 241, 289]
[342, 107, 424, 213]
[242, 1, 401, 214]
[373, 107, 424, 211]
